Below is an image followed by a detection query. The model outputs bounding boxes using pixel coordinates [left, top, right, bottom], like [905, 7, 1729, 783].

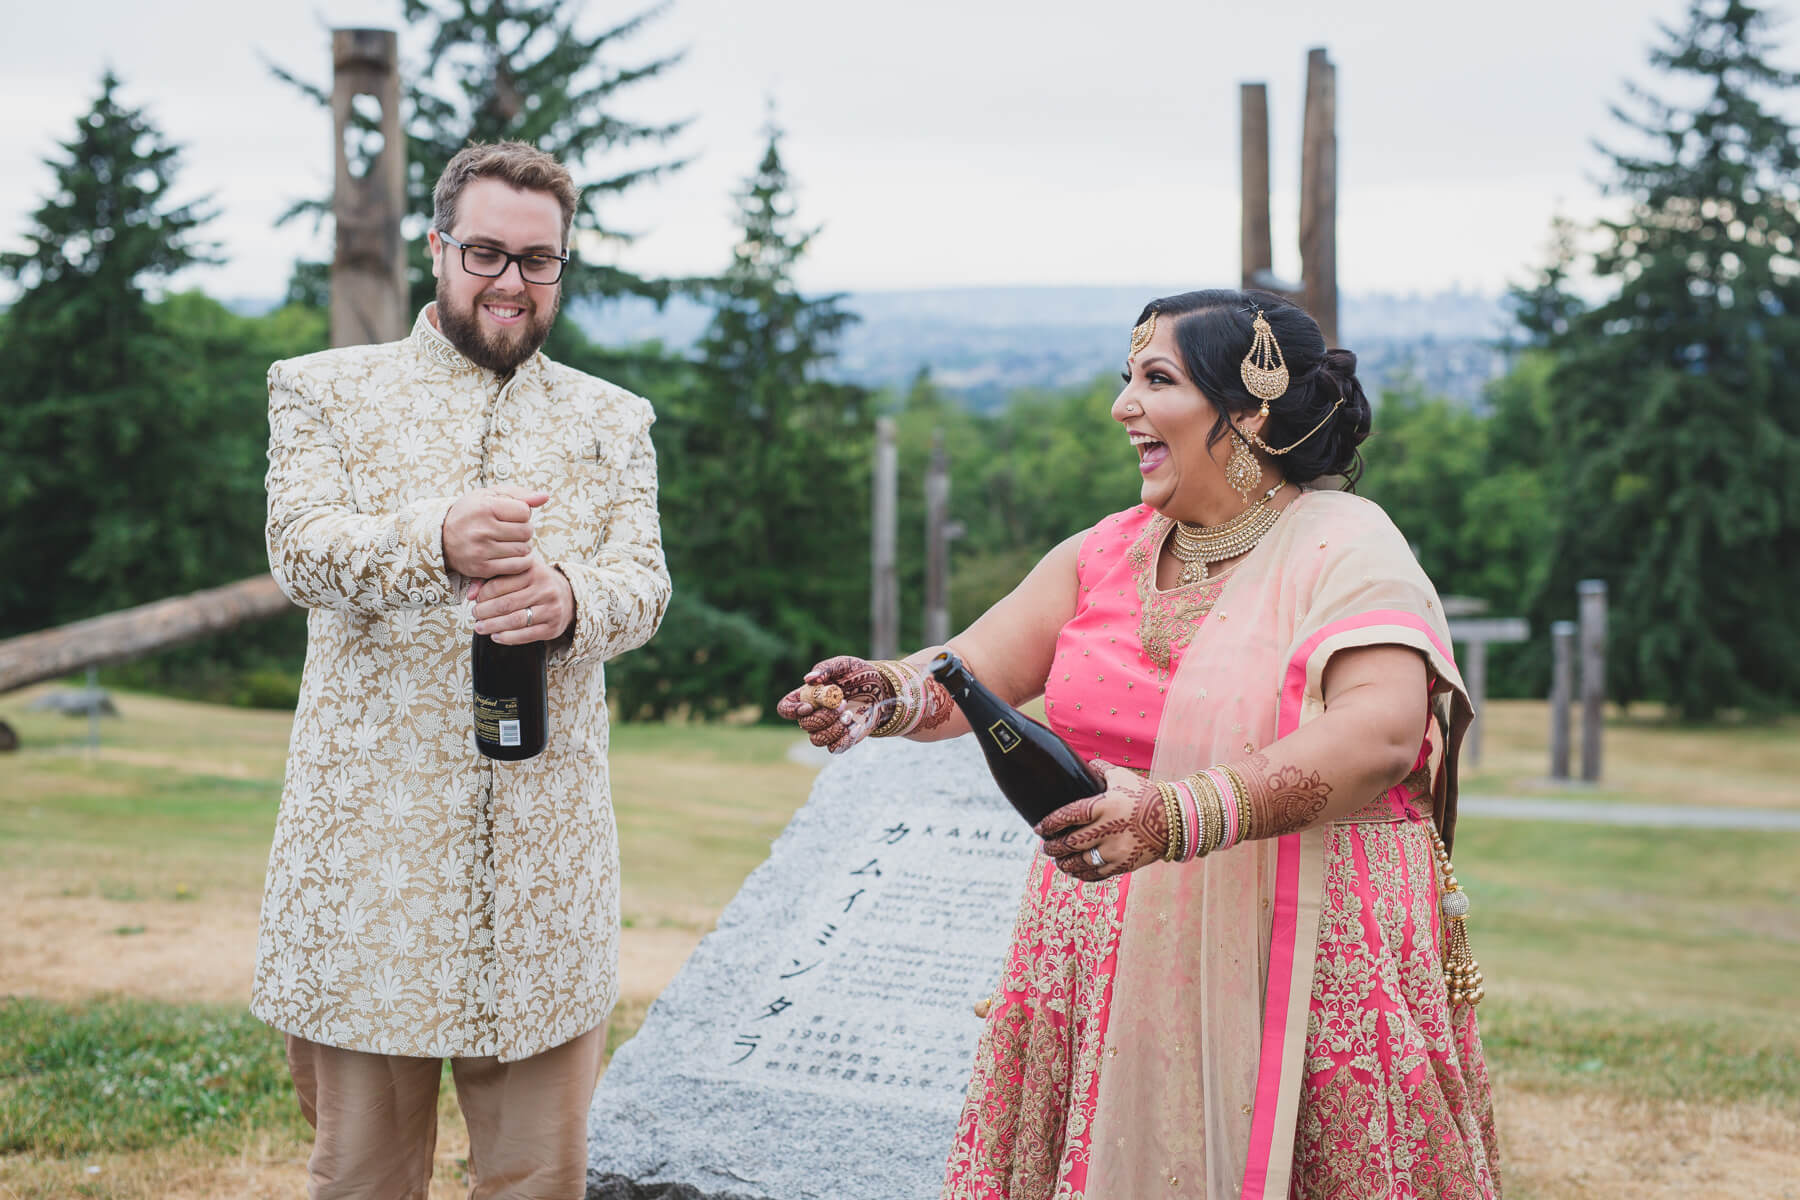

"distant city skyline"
[3, 0, 1787, 305]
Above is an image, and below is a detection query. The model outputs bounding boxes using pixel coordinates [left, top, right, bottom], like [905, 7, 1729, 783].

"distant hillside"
[572, 285, 1519, 409]
[224, 285, 1520, 410]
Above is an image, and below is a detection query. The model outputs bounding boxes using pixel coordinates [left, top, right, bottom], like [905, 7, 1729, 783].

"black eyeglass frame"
[436, 231, 570, 285]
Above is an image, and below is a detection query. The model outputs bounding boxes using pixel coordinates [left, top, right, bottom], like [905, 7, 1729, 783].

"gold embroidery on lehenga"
[1294, 823, 1500, 1198]
[942, 857, 1124, 1200]
[1127, 515, 1226, 673]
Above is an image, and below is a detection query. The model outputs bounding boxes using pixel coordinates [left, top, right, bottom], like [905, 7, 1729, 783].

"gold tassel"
[1428, 826, 1485, 1008]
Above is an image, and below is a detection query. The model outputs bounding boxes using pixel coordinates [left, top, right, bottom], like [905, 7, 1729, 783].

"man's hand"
[471, 555, 575, 644]
[443, 486, 548, 580]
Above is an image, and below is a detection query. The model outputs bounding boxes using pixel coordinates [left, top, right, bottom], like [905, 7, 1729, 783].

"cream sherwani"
[252, 307, 670, 1062]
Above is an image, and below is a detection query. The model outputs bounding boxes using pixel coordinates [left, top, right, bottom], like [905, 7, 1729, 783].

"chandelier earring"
[1225, 428, 1261, 502]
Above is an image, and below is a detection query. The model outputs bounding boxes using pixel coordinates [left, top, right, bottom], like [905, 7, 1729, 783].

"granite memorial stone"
[587, 735, 1038, 1200]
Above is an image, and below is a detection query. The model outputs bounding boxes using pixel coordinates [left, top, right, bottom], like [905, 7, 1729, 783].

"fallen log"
[0, 574, 298, 695]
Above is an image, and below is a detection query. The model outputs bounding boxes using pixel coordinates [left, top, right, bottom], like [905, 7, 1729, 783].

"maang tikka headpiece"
[1239, 307, 1289, 403]
[1129, 309, 1157, 358]
[1237, 304, 1346, 457]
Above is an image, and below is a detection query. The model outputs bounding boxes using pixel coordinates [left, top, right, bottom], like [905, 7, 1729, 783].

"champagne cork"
[803, 683, 844, 710]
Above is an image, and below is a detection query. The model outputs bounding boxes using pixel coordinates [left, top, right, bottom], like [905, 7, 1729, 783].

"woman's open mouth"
[1131, 433, 1169, 475]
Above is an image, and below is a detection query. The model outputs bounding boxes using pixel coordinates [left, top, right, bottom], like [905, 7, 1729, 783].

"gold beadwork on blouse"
[1127, 514, 1226, 673]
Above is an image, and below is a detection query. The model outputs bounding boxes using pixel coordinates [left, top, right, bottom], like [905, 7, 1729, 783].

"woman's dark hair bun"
[1306, 348, 1373, 483]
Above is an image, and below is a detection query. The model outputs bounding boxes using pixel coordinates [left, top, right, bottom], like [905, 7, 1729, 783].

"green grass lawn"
[2, 685, 1797, 1194]
[1452, 820, 1800, 1110]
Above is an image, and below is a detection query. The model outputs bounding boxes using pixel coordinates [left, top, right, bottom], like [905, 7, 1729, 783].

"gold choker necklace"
[1169, 484, 1284, 585]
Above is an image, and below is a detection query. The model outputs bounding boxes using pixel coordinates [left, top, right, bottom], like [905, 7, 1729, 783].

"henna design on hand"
[1234, 751, 1333, 838]
[808, 655, 892, 707]
[797, 708, 840, 735]
[918, 676, 955, 732]
[1043, 816, 1133, 859]
[779, 656, 895, 725]
[1041, 762, 1170, 877]
[1035, 796, 1104, 842]
[813, 713, 851, 750]
[1129, 783, 1170, 854]
[1057, 853, 1106, 884]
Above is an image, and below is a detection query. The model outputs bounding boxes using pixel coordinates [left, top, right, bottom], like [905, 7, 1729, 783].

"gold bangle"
[870, 662, 912, 737]
[1173, 781, 1188, 862]
[1158, 782, 1181, 862]
[1205, 773, 1227, 857]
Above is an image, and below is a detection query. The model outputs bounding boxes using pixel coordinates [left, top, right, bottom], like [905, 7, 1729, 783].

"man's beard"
[435, 279, 560, 374]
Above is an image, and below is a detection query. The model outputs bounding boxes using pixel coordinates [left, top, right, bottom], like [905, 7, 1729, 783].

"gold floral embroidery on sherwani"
[251, 307, 671, 1063]
[1294, 822, 1502, 1198]
[942, 856, 1125, 1200]
[1127, 514, 1227, 673]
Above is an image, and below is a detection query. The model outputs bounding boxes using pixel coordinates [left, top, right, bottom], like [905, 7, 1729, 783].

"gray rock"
[26, 688, 119, 717]
[588, 735, 1035, 1200]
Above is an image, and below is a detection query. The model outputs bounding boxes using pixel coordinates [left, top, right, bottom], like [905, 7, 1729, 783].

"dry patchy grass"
[1497, 1087, 1800, 1200]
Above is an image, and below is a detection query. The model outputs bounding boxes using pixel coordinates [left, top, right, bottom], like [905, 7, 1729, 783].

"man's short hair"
[432, 141, 580, 249]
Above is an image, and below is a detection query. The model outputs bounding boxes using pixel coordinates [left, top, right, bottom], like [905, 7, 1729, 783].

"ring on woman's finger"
[521, 606, 534, 628]
[1084, 848, 1106, 868]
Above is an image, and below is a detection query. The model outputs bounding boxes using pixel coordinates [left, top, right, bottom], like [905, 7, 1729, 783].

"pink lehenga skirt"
[941, 815, 1501, 1199]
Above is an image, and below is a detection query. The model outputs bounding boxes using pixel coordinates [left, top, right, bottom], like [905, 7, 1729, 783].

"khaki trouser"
[284, 1026, 606, 1200]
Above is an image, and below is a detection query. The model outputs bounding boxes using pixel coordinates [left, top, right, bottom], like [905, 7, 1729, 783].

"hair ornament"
[1129, 309, 1158, 358]
[1239, 307, 1290, 403]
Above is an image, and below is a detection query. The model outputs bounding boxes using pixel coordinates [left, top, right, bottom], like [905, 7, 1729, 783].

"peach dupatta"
[1084, 489, 1472, 1199]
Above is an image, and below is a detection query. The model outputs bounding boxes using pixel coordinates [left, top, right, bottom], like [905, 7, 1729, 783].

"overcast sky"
[2, 0, 1782, 303]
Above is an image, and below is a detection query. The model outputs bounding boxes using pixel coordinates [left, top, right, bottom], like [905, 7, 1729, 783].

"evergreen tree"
[0, 72, 241, 633]
[615, 122, 871, 717]
[270, 0, 689, 323]
[1506, 213, 1588, 348]
[1538, 0, 1800, 718]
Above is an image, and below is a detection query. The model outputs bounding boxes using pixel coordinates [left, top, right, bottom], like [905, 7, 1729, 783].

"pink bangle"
[1216, 768, 1240, 849]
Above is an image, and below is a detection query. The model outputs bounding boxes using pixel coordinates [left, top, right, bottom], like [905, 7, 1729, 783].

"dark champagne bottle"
[927, 651, 1101, 828]
[472, 633, 548, 760]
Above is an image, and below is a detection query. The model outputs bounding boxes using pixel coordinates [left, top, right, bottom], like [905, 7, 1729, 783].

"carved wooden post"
[1462, 639, 1488, 766]
[871, 417, 898, 660]
[331, 29, 408, 348]
[1299, 48, 1338, 345]
[924, 429, 952, 647]
[1579, 580, 1607, 782]
[1240, 83, 1273, 294]
[1549, 620, 1576, 780]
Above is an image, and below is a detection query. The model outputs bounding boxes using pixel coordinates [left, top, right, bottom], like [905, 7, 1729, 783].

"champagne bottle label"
[987, 719, 1023, 754]
[474, 694, 522, 745]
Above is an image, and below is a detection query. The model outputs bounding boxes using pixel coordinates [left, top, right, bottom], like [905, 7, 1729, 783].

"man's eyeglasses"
[437, 231, 568, 285]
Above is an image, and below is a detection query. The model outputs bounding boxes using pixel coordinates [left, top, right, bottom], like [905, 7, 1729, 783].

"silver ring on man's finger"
[522, 606, 534, 628]
[1084, 848, 1105, 868]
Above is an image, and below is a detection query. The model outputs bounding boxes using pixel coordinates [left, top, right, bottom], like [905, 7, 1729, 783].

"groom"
[254, 141, 670, 1197]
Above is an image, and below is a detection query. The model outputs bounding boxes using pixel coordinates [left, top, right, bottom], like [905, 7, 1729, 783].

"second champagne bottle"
[473, 632, 548, 760]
